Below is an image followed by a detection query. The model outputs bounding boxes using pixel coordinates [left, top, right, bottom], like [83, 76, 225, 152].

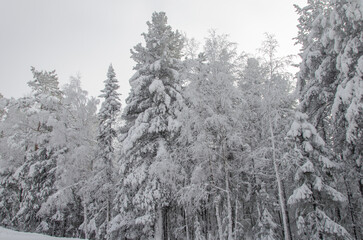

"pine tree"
[110, 13, 184, 239]
[5, 68, 63, 233]
[28, 67, 63, 99]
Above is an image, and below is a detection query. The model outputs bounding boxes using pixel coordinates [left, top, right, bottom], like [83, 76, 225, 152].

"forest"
[0, 0, 363, 239]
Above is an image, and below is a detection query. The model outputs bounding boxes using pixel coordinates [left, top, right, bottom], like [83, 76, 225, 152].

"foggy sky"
[0, 0, 304, 103]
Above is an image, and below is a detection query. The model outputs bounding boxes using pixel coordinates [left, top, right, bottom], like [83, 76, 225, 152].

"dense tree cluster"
[1, 2, 363, 239]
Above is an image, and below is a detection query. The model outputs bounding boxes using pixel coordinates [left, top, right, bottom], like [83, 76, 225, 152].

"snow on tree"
[110, 12, 184, 239]
[82, 64, 121, 240]
[28, 67, 63, 100]
[176, 31, 245, 240]
[258, 34, 294, 240]
[256, 208, 278, 240]
[295, 0, 363, 237]
[236, 34, 295, 239]
[0, 97, 27, 227]
[329, 0, 363, 198]
[37, 75, 99, 238]
[0, 70, 98, 238]
[0, 68, 64, 233]
[294, 0, 337, 135]
[236, 56, 269, 238]
[287, 112, 351, 239]
[57, 75, 99, 190]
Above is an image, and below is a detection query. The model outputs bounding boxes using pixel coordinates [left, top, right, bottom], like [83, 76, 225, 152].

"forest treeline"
[1, 1, 363, 239]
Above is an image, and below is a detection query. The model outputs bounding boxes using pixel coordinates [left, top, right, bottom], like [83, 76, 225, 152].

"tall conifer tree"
[111, 12, 184, 239]
[88, 65, 121, 239]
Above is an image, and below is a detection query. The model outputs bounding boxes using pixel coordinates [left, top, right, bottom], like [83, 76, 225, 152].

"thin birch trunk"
[263, 34, 291, 240]
[215, 197, 223, 240]
[222, 141, 233, 240]
[269, 118, 291, 240]
[234, 190, 238, 239]
[106, 197, 110, 238]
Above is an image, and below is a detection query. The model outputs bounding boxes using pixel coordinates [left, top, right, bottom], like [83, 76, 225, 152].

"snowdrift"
[0, 227, 85, 240]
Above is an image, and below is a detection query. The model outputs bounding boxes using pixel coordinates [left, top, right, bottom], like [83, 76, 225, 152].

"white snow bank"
[0, 227, 85, 240]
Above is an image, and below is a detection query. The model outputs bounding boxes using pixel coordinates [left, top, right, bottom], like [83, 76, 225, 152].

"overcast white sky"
[0, 0, 305, 103]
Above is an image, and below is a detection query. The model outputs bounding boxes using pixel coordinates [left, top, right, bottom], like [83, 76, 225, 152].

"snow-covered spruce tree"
[287, 112, 351, 239]
[295, 0, 363, 237]
[328, 3, 363, 235]
[83, 65, 121, 240]
[110, 12, 184, 239]
[177, 31, 245, 240]
[294, 0, 337, 137]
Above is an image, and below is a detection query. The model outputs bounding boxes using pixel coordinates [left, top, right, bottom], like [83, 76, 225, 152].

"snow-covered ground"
[0, 227, 85, 240]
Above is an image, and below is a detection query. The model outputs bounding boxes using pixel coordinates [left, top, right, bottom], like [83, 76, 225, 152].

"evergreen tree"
[110, 12, 184, 239]
[84, 65, 121, 240]
[4, 68, 63, 233]
[295, 0, 363, 237]
[287, 112, 351, 239]
[329, 2, 363, 224]
[0, 97, 22, 228]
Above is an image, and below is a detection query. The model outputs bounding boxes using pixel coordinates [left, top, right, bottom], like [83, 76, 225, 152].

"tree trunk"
[155, 208, 163, 240]
[185, 209, 190, 240]
[215, 197, 223, 240]
[345, 178, 359, 240]
[225, 166, 233, 240]
[222, 142, 233, 240]
[282, 182, 293, 240]
[83, 198, 88, 240]
[269, 119, 291, 240]
[234, 191, 239, 239]
[106, 198, 110, 227]
[163, 207, 168, 240]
